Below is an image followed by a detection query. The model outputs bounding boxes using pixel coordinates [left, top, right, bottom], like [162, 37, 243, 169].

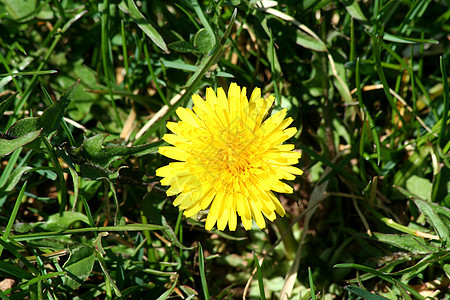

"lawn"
[0, 0, 449, 299]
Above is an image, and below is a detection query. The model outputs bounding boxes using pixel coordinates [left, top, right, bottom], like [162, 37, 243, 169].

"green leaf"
[63, 245, 96, 290]
[39, 211, 90, 231]
[341, 0, 367, 21]
[414, 199, 450, 246]
[5, 81, 79, 147]
[382, 32, 439, 44]
[0, 130, 41, 156]
[168, 41, 198, 53]
[194, 28, 215, 54]
[370, 232, 438, 254]
[295, 30, 327, 52]
[344, 285, 388, 299]
[12, 224, 167, 242]
[0, 70, 58, 77]
[253, 253, 266, 300]
[119, 0, 169, 54]
[3, 0, 37, 20]
[406, 175, 432, 201]
[0, 260, 33, 280]
[66, 133, 162, 180]
[3, 166, 32, 192]
[334, 263, 425, 299]
[0, 93, 17, 122]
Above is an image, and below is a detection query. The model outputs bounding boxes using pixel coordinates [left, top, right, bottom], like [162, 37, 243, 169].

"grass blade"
[198, 243, 210, 300]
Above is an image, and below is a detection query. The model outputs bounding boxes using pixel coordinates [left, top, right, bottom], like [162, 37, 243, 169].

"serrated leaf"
[194, 28, 215, 54]
[119, 0, 169, 54]
[67, 133, 162, 179]
[63, 245, 96, 290]
[370, 232, 438, 254]
[39, 211, 90, 231]
[414, 199, 450, 246]
[5, 81, 79, 148]
[0, 130, 41, 156]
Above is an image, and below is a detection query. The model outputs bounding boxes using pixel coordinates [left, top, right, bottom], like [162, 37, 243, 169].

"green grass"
[0, 0, 449, 299]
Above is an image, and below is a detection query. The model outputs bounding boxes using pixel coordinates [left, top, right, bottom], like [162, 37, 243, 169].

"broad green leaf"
[406, 175, 432, 201]
[6, 81, 79, 144]
[63, 245, 96, 290]
[39, 211, 90, 231]
[444, 264, 450, 278]
[295, 29, 327, 52]
[119, 0, 169, 54]
[341, 0, 367, 21]
[194, 28, 215, 54]
[344, 285, 388, 299]
[370, 232, 437, 254]
[432, 166, 450, 205]
[3, 0, 37, 20]
[0, 93, 17, 122]
[414, 199, 450, 245]
[0, 130, 41, 156]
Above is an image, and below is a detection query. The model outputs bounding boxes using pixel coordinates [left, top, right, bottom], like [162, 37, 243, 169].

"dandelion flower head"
[156, 83, 303, 231]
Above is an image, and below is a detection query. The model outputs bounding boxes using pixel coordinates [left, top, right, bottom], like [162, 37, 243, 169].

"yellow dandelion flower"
[156, 83, 303, 231]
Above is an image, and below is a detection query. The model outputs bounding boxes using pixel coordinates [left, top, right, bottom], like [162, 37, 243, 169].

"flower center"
[194, 121, 262, 185]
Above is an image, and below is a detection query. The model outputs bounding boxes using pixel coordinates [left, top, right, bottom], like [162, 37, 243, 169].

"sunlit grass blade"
[0, 70, 57, 77]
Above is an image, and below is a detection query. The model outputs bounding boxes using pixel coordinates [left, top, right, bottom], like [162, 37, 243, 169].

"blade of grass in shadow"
[296, 143, 364, 190]
[372, 34, 406, 127]
[438, 56, 449, 149]
[344, 285, 389, 299]
[198, 243, 210, 300]
[0, 181, 27, 257]
[100, 0, 122, 127]
[10, 224, 167, 242]
[334, 263, 425, 300]
[356, 58, 381, 165]
[134, 8, 237, 145]
[253, 252, 266, 300]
